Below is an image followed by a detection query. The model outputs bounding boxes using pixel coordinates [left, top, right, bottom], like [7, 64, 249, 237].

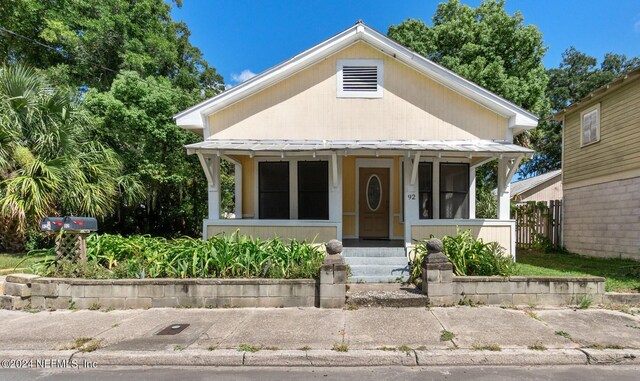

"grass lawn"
[515, 250, 640, 293]
[0, 252, 50, 275]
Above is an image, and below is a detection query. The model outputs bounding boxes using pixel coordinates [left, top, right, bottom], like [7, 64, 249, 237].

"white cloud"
[230, 69, 256, 84]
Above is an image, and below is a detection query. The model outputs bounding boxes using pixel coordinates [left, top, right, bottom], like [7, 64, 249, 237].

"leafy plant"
[410, 229, 514, 285]
[32, 232, 325, 279]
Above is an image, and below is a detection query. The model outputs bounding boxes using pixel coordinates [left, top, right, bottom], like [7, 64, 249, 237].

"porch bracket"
[503, 156, 523, 189]
[331, 152, 338, 188]
[410, 152, 421, 185]
[197, 153, 219, 191]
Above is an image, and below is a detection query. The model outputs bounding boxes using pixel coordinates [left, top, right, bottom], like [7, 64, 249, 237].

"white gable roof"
[174, 21, 538, 134]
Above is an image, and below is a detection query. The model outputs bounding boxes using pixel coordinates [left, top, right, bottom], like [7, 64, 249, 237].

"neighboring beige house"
[173, 21, 537, 265]
[554, 66, 640, 260]
[510, 170, 562, 203]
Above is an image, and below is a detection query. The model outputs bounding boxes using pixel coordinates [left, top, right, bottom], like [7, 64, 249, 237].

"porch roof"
[185, 139, 533, 157]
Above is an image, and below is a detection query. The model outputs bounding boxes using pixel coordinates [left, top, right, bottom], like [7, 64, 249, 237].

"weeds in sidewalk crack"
[440, 330, 455, 341]
[238, 343, 260, 353]
[332, 343, 349, 352]
[472, 343, 501, 352]
[528, 341, 547, 351]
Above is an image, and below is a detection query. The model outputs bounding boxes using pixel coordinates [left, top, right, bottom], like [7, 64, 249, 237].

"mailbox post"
[40, 216, 98, 271]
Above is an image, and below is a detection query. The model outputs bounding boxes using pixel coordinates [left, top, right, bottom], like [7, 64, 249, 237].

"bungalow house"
[174, 22, 538, 281]
[554, 66, 640, 260]
[510, 169, 562, 203]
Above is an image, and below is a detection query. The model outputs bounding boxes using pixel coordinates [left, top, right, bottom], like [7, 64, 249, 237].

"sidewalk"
[0, 305, 639, 367]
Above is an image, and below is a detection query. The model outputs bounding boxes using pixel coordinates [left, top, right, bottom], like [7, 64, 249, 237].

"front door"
[359, 167, 389, 239]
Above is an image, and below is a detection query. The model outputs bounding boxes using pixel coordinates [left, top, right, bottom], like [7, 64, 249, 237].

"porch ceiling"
[185, 139, 533, 157]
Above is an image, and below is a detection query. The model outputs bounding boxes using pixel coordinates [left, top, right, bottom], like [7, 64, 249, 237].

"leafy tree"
[520, 48, 640, 176]
[1, 1, 227, 239]
[388, 0, 549, 191]
[83, 71, 213, 236]
[0, 65, 143, 252]
[0, 0, 223, 94]
[388, 0, 549, 118]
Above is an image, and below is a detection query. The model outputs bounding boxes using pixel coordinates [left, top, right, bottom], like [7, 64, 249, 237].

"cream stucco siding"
[563, 79, 640, 187]
[207, 42, 507, 141]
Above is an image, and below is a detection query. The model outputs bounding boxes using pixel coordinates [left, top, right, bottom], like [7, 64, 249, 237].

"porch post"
[234, 162, 242, 219]
[329, 154, 343, 241]
[497, 158, 510, 220]
[469, 166, 476, 219]
[197, 154, 221, 220]
[404, 156, 420, 247]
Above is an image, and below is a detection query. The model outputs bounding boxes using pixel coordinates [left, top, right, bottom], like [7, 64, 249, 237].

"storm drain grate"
[157, 324, 190, 335]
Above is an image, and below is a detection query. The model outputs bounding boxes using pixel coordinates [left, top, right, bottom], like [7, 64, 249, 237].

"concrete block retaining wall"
[453, 276, 606, 306]
[2, 275, 319, 310]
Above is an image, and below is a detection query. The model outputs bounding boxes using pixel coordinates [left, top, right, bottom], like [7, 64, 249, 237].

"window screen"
[418, 163, 433, 219]
[259, 162, 289, 219]
[298, 161, 329, 220]
[440, 163, 469, 219]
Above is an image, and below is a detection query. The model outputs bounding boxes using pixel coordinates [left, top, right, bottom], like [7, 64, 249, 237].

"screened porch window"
[259, 162, 289, 219]
[440, 163, 469, 219]
[418, 163, 433, 219]
[298, 161, 329, 220]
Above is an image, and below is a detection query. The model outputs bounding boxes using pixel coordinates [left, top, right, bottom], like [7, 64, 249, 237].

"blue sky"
[172, 1, 640, 86]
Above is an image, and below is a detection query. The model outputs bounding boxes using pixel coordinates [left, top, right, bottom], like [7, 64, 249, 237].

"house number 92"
[407, 194, 416, 200]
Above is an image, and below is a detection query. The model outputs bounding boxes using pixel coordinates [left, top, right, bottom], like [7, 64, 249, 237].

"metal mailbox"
[62, 216, 98, 232]
[40, 217, 64, 232]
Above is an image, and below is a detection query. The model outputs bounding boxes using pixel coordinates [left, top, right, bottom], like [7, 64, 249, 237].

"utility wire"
[0, 26, 118, 74]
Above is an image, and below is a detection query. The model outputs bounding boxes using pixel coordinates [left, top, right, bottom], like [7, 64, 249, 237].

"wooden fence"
[512, 200, 562, 250]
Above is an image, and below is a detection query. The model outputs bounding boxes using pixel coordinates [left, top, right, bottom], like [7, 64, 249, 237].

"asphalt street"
[2, 365, 640, 381]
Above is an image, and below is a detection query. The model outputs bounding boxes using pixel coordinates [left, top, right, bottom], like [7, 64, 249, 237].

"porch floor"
[342, 239, 404, 248]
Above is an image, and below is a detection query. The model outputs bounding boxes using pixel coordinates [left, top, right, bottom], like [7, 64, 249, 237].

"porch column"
[469, 166, 476, 219]
[233, 162, 242, 219]
[329, 154, 343, 241]
[404, 156, 420, 247]
[497, 158, 509, 220]
[497, 156, 523, 220]
[197, 154, 221, 220]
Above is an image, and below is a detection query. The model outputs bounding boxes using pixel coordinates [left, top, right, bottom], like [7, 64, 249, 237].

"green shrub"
[410, 229, 514, 284]
[32, 233, 325, 279]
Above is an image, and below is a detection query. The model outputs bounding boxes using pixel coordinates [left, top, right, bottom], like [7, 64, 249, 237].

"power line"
[0, 26, 117, 74]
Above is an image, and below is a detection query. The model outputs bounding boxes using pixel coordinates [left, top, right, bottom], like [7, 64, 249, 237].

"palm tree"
[0, 65, 144, 252]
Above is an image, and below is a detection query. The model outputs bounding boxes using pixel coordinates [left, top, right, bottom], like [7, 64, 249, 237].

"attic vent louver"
[342, 66, 377, 92]
[337, 59, 383, 98]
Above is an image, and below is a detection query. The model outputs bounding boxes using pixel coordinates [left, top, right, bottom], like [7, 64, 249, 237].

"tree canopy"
[0, 0, 227, 247]
[388, 0, 549, 118]
[0, 0, 223, 95]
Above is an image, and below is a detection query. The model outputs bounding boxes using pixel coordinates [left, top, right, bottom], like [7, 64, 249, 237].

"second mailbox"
[62, 217, 98, 232]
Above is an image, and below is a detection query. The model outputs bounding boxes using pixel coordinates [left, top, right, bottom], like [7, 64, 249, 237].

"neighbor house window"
[336, 59, 383, 98]
[440, 163, 469, 219]
[580, 103, 600, 146]
[418, 163, 433, 219]
[258, 162, 289, 219]
[297, 161, 329, 220]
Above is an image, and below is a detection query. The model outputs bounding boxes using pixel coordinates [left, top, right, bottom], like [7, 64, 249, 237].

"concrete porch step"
[342, 247, 406, 257]
[345, 257, 408, 266]
[348, 264, 410, 278]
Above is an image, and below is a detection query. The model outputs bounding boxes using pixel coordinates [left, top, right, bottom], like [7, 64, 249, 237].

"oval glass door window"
[366, 175, 382, 211]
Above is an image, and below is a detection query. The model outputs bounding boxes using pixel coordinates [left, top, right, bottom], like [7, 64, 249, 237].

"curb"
[2, 349, 638, 367]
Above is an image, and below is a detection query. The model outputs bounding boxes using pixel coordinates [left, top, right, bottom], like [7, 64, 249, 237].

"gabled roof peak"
[174, 21, 538, 133]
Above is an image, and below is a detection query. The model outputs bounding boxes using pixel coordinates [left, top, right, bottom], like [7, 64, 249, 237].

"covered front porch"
[187, 139, 531, 259]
